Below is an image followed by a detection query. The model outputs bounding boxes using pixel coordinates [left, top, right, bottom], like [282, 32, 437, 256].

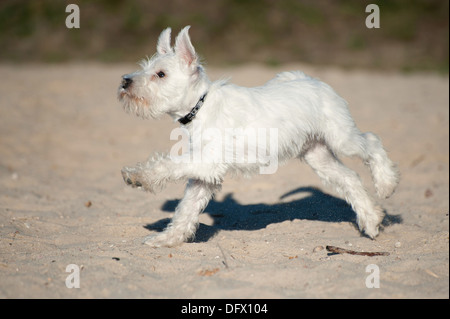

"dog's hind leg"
[325, 127, 399, 199]
[304, 143, 384, 238]
[144, 179, 221, 247]
[359, 132, 399, 199]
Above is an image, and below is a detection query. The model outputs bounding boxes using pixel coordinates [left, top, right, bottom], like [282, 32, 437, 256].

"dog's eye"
[156, 71, 165, 78]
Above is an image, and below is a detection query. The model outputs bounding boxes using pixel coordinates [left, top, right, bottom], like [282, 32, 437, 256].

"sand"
[0, 63, 448, 298]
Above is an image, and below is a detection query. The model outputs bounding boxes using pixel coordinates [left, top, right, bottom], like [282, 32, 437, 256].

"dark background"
[0, 0, 448, 72]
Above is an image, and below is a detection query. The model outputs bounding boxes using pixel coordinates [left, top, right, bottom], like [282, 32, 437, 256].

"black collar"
[178, 93, 208, 125]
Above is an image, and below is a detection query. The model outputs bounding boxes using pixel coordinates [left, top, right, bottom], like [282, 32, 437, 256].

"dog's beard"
[118, 90, 161, 119]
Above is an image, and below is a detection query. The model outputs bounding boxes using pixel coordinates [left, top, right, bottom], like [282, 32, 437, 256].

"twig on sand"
[217, 243, 229, 268]
[326, 245, 390, 257]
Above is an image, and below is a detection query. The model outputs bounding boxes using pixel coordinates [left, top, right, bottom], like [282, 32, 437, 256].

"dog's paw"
[143, 232, 185, 248]
[357, 205, 384, 239]
[143, 235, 165, 248]
[121, 166, 144, 188]
[363, 224, 380, 239]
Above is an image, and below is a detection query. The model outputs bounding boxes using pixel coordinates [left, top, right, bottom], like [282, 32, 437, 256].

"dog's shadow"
[144, 186, 402, 242]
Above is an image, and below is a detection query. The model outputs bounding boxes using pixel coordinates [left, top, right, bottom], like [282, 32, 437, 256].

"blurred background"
[0, 0, 448, 72]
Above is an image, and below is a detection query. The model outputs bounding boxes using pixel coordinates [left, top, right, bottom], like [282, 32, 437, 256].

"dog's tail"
[268, 71, 312, 85]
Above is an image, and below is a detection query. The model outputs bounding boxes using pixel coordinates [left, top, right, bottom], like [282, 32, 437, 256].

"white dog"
[118, 26, 399, 247]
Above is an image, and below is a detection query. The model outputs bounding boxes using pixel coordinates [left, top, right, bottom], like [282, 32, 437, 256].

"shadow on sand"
[144, 186, 402, 242]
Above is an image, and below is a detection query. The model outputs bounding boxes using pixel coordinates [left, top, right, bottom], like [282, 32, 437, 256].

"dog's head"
[118, 26, 205, 119]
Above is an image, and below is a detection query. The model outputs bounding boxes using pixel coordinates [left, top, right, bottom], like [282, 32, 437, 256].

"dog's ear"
[174, 26, 197, 67]
[157, 27, 172, 55]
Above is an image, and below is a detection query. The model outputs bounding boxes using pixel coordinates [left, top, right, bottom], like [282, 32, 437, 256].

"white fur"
[118, 26, 399, 247]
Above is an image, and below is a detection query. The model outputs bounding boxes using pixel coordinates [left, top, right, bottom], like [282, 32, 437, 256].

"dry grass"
[0, 0, 448, 72]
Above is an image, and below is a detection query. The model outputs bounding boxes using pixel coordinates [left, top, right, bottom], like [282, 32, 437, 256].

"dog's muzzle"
[121, 76, 133, 90]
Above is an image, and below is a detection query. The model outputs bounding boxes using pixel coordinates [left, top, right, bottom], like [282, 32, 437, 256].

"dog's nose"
[121, 76, 133, 89]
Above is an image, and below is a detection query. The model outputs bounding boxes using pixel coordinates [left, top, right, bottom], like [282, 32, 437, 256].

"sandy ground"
[0, 63, 448, 299]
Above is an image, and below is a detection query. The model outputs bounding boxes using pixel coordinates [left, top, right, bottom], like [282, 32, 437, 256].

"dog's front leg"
[144, 179, 221, 247]
[122, 154, 223, 247]
[121, 153, 179, 193]
[122, 152, 224, 192]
